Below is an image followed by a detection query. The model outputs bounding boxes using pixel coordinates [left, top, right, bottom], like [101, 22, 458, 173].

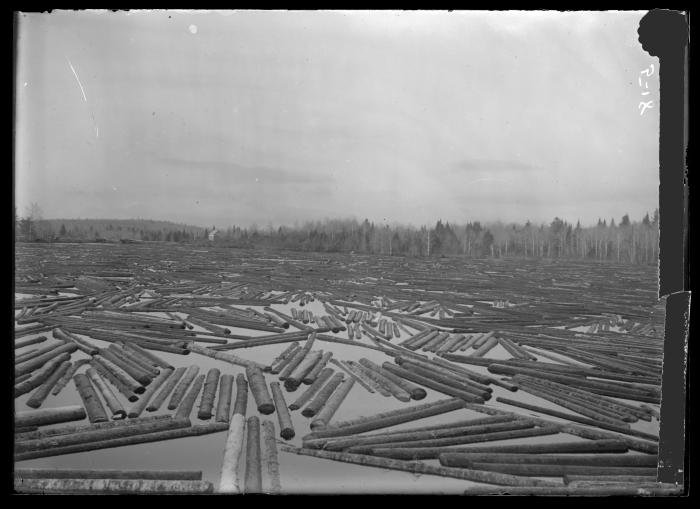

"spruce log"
[174, 374, 205, 419]
[246, 365, 275, 415]
[147, 367, 186, 412]
[128, 368, 175, 418]
[269, 382, 295, 439]
[15, 405, 87, 428]
[197, 368, 221, 420]
[13, 478, 214, 494]
[85, 367, 127, 419]
[73, 373, 109, 423]
[215, 374, 234, 423]
[168, 365, 200, 410]
[25, 361, 72, 408]
[301, 373, 345, 417]
[261, 420, 282, 494]
[310, 377, 356, 430]
[289, 368, 335, 411]
[244, 416, 262, 494]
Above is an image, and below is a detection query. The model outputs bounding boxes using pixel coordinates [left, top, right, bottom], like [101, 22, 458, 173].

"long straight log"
[564, 475, 660, 485]
[280, 447, 560, 487]
[73, 373, 109, 423]
[15, 421, 228, 461]
[371, 426, 559, 460]
[261, 420, 282, 494]
[284, 350, 322, 389]
[197, 368, 221, 420]
[302, 351, 333, 385]
[99, 348, 153, 386]
[429, 439, 629, 455]
[310, 377, 356, 430]
[318, 420, 534, 453]
[307, 415, 517, 450]
[244, 416, 262, 494]
[301, 373, 345, 417]
[147, 367, 186, 412]
[289, 368, 335, 411]
[357, 359, 411, 402]
[14, 335, 48, 350]
[110, 344, 160, 376]
[381, 362, 485, 403]
[441, 453, 658, 467]
[85, 367, 127, 419]
[128, 368, 175, 419]
[14, 478, 214, 494]
[269, 382, 295, 439]
[305, 398, 467, 440]
[15, 353, 72, 398]
[215, 374, 234, 423]
[174, 374, 206, 420]
[15, 415, 171, 442]
[13, 468, 203, 480]
[187, 343, 266, 371]
[245, 365, 275, 414]
[168, 365, 200, 410]
[397, 359, 492, 399]
[442, 461, 658, 478]
[15, 405, 87, 428]
[90, 359, 140, 401]
[92, 355, 145, 394]
[122, 342, 173, 370]
[15, 343, 77, 378]
[459, 485, 680, 496]
[25, 361, 72, 408]
[267, 342, 300, 372]
[15, 340, 69, 364]
[270, 344, 302, 374]
[14, 417, 191, 454]
[218, 374, 248, 494]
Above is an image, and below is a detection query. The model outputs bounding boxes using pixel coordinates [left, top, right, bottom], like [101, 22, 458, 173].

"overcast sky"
[15, 10, 659, 228]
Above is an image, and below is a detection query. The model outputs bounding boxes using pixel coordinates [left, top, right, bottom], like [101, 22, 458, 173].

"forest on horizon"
[15, 204, 660, 265]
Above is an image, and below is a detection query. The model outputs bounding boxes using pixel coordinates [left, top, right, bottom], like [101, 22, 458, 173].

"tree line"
[15, 203, 659, 265]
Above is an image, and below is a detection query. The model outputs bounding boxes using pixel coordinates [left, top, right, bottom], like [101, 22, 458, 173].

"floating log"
[261, 420, 282, 494]
[564, 475, 660, 485]
[14, 468, 203, 480]
[281, 447, 560, 487]
[90, 359, 140, 401]
[289, 368, 335, 411]
[219, 374, 248, 494]
[98, 348, 153, 386]
[25, 360, 72, 408]
[174, 374, 205, 420]
[244, 416, 262, 494]
[301, 372, 345, 417]
[439, 459, 659, 478]
[188, 343, 266, 371]
[440, 453, 657, 467]
[459, 485, 680, 496]
[147, 366, 186, 412]
[14, 353, 70, 398]
[15, 342, 77, 378]
[268, 342, 300, 372]
[14, 417, 191, 455]
[128, 368, 174, 418]
[15, 420, 231, 462]
[329, 359, 376, 394]
[381, 362, 485, 403]
[302, 351, 333, 385]
[284, 350, 323, 389]
[15, 405, 87, 428]
[15, 415, 171, 442]
[215, 374, 234, 423]
[357, 359, 411, 402]
[15, 335, 48, 350]
[13, 478, 215, 494]
[245, 365, 275, 414]
[168, 365, 200, 410]
[310, 377, 356, 430]
[269, 382, 295, 439]
[397, 359, 492, 399]
[92, 355, 144, 395]
[197, 368, 221, 420]
[122, 342, 173, 370]
[305, 398, 467, 440]
[72, 373, 109, 423]
[270, 344, 302, 374]
[85, 367, 127, 419]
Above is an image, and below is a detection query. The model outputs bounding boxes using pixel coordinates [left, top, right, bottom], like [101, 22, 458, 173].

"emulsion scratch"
[66, 57, 88, 102]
